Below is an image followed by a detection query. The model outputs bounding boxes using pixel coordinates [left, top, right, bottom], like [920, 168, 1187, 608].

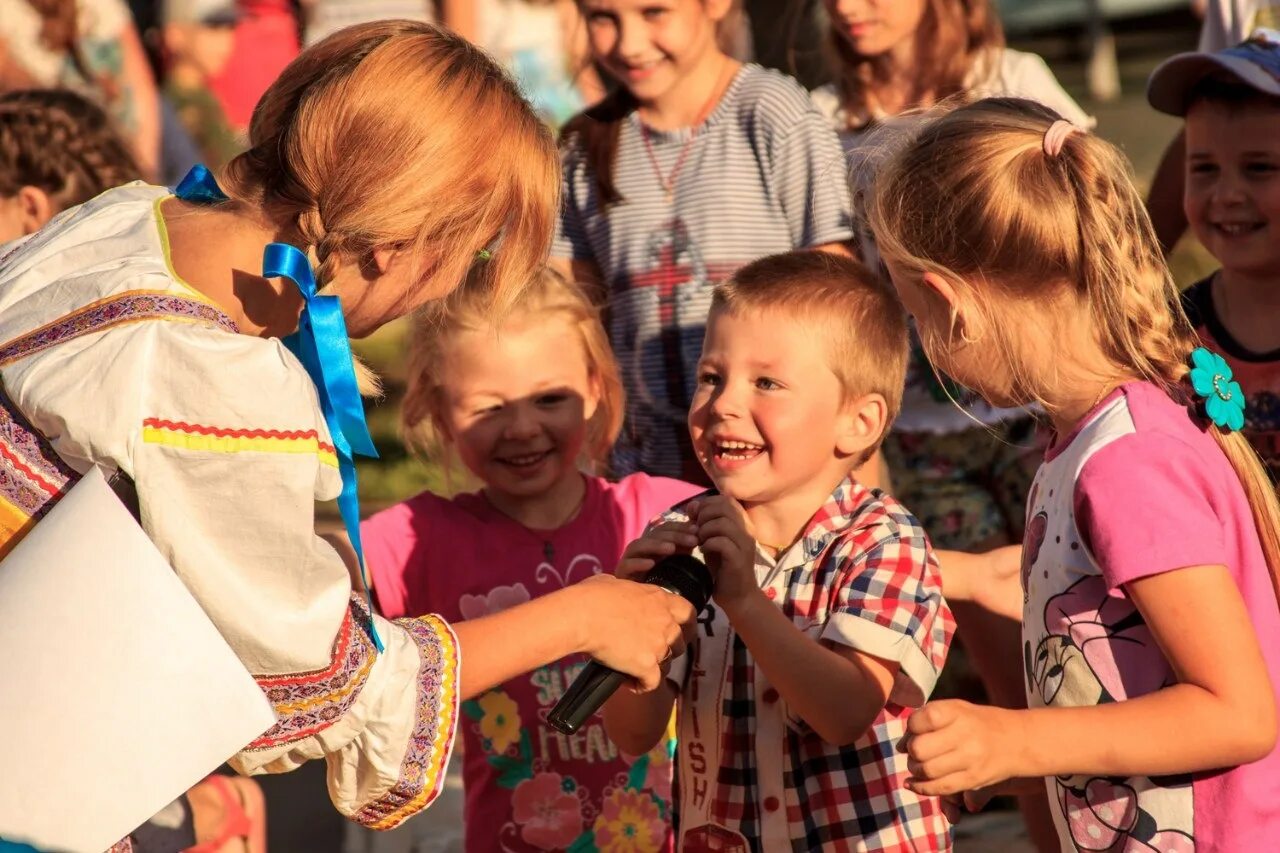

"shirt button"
[765, 588, 777, 600]
[764, 795, 780, 813]
[762, 688, 779, 704]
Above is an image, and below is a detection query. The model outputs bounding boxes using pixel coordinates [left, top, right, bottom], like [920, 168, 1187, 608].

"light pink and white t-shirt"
[1020, 381, 1280, 851]
[363, 472, 702, 853]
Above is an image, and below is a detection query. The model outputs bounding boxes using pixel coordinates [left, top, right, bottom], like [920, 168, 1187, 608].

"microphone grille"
[645, 553, 713, 612]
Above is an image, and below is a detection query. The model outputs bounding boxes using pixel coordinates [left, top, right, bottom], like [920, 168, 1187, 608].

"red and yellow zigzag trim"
[142, 418, 339, 468]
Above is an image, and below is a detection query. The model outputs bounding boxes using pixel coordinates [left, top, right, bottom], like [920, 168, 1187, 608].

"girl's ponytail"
[870, 96, 1280, 605]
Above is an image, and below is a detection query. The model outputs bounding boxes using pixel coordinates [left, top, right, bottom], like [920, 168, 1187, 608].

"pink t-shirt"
[1020, 381, 1280, 851]
[363, 472, 702, 853]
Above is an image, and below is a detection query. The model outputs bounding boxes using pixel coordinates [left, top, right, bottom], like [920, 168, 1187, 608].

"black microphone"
[547, 553, 713, 735]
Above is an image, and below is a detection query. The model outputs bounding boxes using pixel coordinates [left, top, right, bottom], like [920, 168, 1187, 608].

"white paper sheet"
[0, 468, 277, 853]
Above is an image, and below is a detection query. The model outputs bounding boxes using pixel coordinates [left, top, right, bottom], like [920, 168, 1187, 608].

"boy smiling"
[606, 250, 956, 852]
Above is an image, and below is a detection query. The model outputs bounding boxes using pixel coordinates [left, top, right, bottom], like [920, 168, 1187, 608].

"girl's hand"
[903, 699, 1027, 796]
[616, 522, 699, 581]
[687, 496, 756, 613]
[571, 573, 697, 692]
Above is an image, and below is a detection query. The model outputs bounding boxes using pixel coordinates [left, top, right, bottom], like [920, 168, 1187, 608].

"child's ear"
[704, 0, 735, 24]
[583, 370, 602, 424]
[920, 272, 960, 314]
[15, 186, 54, 235]
[836, 392, 888, 458]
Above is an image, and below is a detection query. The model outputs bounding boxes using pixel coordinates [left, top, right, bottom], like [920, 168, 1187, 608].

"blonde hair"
[868, 95, 1280, 600]
[825, 0, 1003, 130]
[402, 267, 624, 469]
[711, 250, 908, 459]
[218, 21, 559, 320]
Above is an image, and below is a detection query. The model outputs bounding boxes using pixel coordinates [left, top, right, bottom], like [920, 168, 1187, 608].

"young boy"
[1148, 30, 1280, 480]
[606, 251, 955, 852]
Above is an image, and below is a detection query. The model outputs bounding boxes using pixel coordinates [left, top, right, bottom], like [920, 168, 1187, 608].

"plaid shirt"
[662, 479, 955, 852]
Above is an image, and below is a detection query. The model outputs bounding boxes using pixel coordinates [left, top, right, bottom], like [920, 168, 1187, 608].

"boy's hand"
[902, 699, 1027, 796]
[617, 521, 699, 581]
[687, 496, 757, 613]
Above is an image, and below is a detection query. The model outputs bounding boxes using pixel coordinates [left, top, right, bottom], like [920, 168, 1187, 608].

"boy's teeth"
[719, 440, 759, 450]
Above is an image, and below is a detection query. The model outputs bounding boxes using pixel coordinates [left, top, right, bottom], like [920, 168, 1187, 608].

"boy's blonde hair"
[868, 95, 1280, 600]
[711, 250, 908, 458]
[402, 267, 624, 469]
[218, 20, 558, 320]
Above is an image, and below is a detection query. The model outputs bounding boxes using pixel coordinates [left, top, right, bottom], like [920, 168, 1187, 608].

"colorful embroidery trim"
[0, 291, 236, 369]
[352, 614, 459, 829]
[142, 419, 339, 468]
[0, 386, 77, 558]
[247, 596, 378, 749]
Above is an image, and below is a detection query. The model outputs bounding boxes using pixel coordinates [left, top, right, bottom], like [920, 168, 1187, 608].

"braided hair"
[0, 89, 141, 209]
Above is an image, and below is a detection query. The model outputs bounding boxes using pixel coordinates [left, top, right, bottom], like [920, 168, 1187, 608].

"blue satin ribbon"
[174, 163, 229, 204]
[174, 165, 384, 653]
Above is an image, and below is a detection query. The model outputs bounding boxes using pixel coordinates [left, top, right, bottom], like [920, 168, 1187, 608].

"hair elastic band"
[1042, 120, 1077, 156]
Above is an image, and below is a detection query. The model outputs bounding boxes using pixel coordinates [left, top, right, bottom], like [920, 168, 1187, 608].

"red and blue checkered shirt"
[662, 478, 955, 852]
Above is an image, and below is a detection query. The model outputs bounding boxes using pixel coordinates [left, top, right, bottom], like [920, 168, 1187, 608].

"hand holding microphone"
[548, 523, 709, 735]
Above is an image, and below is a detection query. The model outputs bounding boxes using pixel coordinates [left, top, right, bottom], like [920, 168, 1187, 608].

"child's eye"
[1189, 162, 1218, 176]
[755, 377, 782, 391]
[641, 6, 668, 20]
[585, 10, 616, 26]
[537, 392, 570, 407]
[474, 404, 503, 417]
[697, 371, 721, 386]
[1246, 162, 1279, 175]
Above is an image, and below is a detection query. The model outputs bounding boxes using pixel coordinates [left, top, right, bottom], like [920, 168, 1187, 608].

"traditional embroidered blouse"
[0, 184, 459, 830]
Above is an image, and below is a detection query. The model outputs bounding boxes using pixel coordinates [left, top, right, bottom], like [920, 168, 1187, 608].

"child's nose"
[617, 18, 649, 59]
[708, 384, 745, 419]
[504, 405, 541, 439]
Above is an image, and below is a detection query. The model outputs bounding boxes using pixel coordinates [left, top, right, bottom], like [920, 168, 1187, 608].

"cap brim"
[1148, 52, 1280, 115]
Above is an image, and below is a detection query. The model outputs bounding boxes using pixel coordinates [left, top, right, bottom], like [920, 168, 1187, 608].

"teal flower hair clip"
[1188, 347, 1246, 432]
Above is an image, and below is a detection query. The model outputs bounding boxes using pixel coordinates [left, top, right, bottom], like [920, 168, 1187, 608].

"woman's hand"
[571, 573, 697, 692]
[616, 521, 699, 581]
[903, 699, 1028, 796]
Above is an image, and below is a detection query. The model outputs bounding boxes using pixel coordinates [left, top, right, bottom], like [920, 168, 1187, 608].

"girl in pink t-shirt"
[361, 268, 701, 852]
[868, 98, 1280, 850]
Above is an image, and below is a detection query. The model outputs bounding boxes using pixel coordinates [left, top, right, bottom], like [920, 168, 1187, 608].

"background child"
[869, 97, 1280, 849]
[606, 251, 955, 851]
[358, 268, 702, 853]
[159, 0, 242, 170]
[0, 0, 161, 177]
[0, 87, 139, 244]
[1148, 31, 1280, 482]
[552, 0, 855, 484]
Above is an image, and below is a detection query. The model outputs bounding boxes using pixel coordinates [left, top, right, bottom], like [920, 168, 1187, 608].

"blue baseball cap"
[1148, 28, 1280, 116]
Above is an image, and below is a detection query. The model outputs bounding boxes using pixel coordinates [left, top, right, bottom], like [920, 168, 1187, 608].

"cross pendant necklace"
[638, 58, 734, 204]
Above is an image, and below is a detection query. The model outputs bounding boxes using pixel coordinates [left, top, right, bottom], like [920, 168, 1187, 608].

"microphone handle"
[545, 661, 628, 735]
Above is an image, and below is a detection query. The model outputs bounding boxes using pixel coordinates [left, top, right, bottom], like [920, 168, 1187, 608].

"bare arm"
[604, 680, 678, 755]
[907, 564, 1278, 794]
[118, 24, 162, 181]
[322, 529, 696, 701]
[693, 497, 898, 745]
[1146, 129, 1188, 257]
[727, 589, 898, 744]
[936, 545, 1023, 622]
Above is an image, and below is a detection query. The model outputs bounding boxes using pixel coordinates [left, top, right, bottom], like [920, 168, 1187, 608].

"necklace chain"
[483, 483, 587, 563]
[638, 58, 734, 204]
